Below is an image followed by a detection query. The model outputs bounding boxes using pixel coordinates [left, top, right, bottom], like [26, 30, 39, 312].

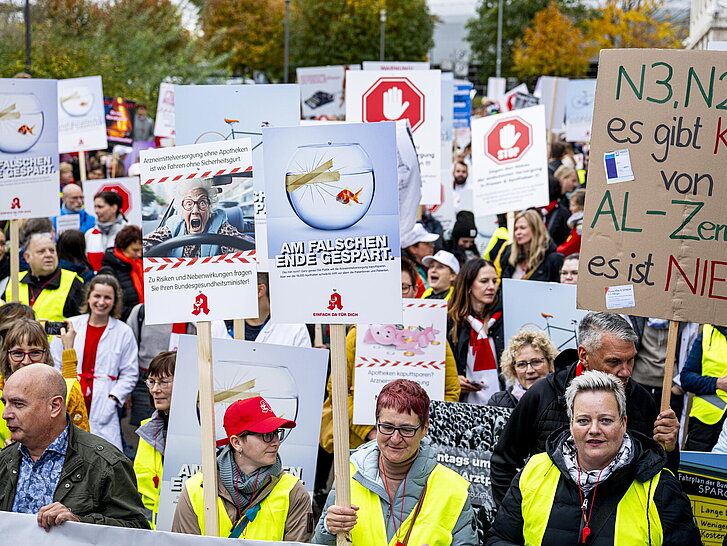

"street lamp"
[24, 0, 31, 74]
[379, 8, 386, 61]
[495, 0, 503, 78]
[284, 0, 291, 83]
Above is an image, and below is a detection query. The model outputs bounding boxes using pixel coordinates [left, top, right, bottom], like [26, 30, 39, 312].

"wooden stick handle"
[9, 220, 19, 302]
[78, 150, 87, 184]
[660, 320, 679, 412]
[330, 324, 352, 546]
[232, 318, 244, 340]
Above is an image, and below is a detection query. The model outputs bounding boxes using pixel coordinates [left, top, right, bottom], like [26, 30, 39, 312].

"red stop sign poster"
[485, 116, 532, 164]
[98, 183, 132, 215]
[361, 77, 426, 131]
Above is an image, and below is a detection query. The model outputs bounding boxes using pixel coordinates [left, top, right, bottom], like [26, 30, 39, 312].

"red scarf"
[113, 248, 144, 303]
[470, 312, 502, 372]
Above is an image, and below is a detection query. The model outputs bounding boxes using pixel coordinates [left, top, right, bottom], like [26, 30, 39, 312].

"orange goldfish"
[336, 187, 362, 205]
[18, 124, 34, 135]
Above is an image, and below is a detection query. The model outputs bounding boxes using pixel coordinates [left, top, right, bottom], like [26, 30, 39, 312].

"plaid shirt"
[12, 426, 69, 514]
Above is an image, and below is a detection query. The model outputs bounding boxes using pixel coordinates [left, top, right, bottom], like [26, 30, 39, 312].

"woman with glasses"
[314, 379, 477, 546]
[86, 190, 128, 272]
[172, 396, 313, 540]
[0, 317, 89, 445]
[50, 274, 138, 450]
[488, 329, 557, 409]
[143, 178, 254, 258]
[133, 350, 176, 528]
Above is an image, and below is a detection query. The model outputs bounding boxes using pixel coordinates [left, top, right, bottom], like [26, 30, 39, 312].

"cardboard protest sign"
[471, 105, 549, 216]
[175, 84, 301, 272]
[362, 61, 429, 70]
[346, 70, 442, 205]
[353, 299, 447, 425]
[84, 177, 142, 228]
[138, 139, 257, 325]
[58, 76, 107, 153]
[156, 334, 328, 531]
[104, 96, 135, 145]
[263, 122, 402, 324]
[297, 65, 347, 120]
[503, 279, 588, 351]
[678, 451, 727, 545]
[565, 79, 596, 142]
[577, 49, 727, 326]
[428, 401, 512, 542]
[154, 82, 175, 138]
[0, 78, 59, 220]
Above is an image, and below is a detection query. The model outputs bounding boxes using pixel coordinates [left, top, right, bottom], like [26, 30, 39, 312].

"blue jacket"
[53, 205, 96, 234]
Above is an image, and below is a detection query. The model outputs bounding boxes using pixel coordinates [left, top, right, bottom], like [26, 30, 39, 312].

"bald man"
[0, 365, 149, 530]
[53, 183, 96, 234]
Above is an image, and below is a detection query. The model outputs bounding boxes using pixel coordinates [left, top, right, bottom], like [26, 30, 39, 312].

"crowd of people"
[0, 133, 723, 546]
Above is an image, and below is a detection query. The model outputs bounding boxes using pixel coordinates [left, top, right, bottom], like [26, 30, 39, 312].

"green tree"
[466, 0, 591, 81]
[291, 0, 435, 68]
[586, 0, 683, 49]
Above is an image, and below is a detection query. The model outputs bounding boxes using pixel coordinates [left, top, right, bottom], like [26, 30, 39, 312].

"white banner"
[565, 79, 596, 142]
[471, 105, 549, 216]
[156, 334, 328, 531]
[362, 61, 429, 70]
[353, 299, 447, 425]
[58, 76, 107, 153]
[83, 177, 142, 228]
[154, 82, 175, 138]
[535, 76, 568, 132]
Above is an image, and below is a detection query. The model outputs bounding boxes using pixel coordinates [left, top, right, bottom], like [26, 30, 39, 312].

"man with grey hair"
[53, 183, 96, 234]
[0, 365, 149, 529]
[4, 232, 84, 321]
[490, 311, 680, 504]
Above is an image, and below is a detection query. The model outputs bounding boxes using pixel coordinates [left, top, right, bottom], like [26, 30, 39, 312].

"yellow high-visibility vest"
[133, 417, 164, 529]
[690, 325, 727, 425]
[5, 269, 79, 321]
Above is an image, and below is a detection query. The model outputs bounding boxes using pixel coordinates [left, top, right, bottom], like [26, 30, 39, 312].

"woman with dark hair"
[58, 229, 94, 282]
[314, 379, 477, 545]
[86, 190, 128, 271]
[50, 274, 138, 449]
[498, 209, 563, 282]
[99, 225, 143, 321]
[448, 258, 505, 404]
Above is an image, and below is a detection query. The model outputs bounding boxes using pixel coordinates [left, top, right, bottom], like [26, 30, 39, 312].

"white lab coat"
[255, 322, 311, 348]
[51, 314, 138, 450]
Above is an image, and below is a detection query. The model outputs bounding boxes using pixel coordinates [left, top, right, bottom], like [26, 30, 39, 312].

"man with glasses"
[143, 178, 254, 258]
[172, 396, 313, 540]
[53, 183, 96, 234]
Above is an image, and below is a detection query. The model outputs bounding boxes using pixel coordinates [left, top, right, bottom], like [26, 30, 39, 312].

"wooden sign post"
[8, 220, 19, 302]
[660, 320, 680, 412]
[330, 324, 352, 545]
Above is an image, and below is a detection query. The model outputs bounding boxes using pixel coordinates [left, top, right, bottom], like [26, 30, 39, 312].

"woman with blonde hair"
[488, 329, 558, 408]
[498, 209, 563, 282]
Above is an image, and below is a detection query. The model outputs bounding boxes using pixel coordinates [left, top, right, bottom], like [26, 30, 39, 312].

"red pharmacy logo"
[327, 290, 343, 311]
[191, 292, 210, 316]
[10, 197, 20, 209]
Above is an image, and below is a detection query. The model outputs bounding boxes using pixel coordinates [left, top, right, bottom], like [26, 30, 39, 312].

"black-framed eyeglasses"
[376, 422, 422, 438]
[401, 283, 414, 292]
[243, 429, 288, 443]
[181, 198, 210, 211]
[514, 358, 547, 371]
[7, 349, 46, 363]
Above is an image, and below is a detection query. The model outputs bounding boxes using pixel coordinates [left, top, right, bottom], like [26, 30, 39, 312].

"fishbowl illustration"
[60, 86, 94, 117]
[285, 142, 375, 230]
[0, 93, 44, 153]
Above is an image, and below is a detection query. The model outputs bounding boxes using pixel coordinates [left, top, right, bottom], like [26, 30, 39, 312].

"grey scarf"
[562, 432, 633, 493]
[217, 445, 282, 511]
[96, 214, 124, 235]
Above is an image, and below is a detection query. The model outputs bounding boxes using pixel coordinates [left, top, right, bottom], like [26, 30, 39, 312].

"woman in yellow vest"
[133, 350, 176, 528]
[314, 379, 477, 546]
[485, 370, 700, 546]
[171, 396, 313, 541]
[0, 317, 89, 446]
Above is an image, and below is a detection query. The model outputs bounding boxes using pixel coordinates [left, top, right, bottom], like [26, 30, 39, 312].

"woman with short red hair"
[313, 379, 477, 546]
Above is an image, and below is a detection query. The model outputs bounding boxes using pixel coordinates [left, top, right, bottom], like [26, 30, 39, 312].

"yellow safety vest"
[690, 325, 727, 425]
[185, 471, 298, 540]
[483, 226, 509, 262]
[520, 452, 663, 546]
[349, 462, 470, 546]
[421, 286, 454, 301]
[133, 417, 164, 529]
[5, 269, 80, 321]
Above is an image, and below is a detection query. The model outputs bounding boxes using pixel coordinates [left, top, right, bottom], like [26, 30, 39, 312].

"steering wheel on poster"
[143, 233, 254, 258]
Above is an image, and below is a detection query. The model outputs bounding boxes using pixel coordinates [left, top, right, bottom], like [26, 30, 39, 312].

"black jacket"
[99, 248, 140, 321]
[499, 241, 563, 283]
[485, 429, 701, 546]
[20, 267, 85, 319]
[0, 421, 149, 528]
[490, 361, 681, 503]
[545, 201, 571, 246]
[487, 388, 518, 409]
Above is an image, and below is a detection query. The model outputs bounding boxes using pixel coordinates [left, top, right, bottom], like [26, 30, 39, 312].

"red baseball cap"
[216, 396, 296, 447]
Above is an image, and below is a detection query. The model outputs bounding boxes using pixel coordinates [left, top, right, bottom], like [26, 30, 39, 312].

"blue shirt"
[12, 425, 69, 514]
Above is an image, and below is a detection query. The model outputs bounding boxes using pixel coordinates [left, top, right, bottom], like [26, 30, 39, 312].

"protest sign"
[565, 79, 596, 142]
[353, 298, 447, 425]
[535, 76, 568, 132]
[487, 76, 506, 110]
[396, 120, 422, 237]
[156, 334, 328, 531]
[104, 96, 135, 145]
[154, 82, 175, 138]
[471, 105, 549, 216]
[0, 78, 59, 220]
[58, 76, 107, 153]
[297, 65, 347, 120]
[263, 121, 402, 325]
[428, 401, 512, 541]
[678, 451, 727, 545]
[453, 80, 473, 129]
[138, 139, 257, 325]
[503, 279, 588, 351]
[84, 176, 142, 227]
[362, 61, 429, 70]
[501, 83, 530, 112]
[175, 84, 300, 272]
[442, 72, 454, 142]
[0, 512, 308, 545]
[577, 49, 727, 327]
[347, 69, 442, 205]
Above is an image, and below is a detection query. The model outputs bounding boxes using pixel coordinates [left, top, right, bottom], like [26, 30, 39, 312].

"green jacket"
[0, 420, 150, 528]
